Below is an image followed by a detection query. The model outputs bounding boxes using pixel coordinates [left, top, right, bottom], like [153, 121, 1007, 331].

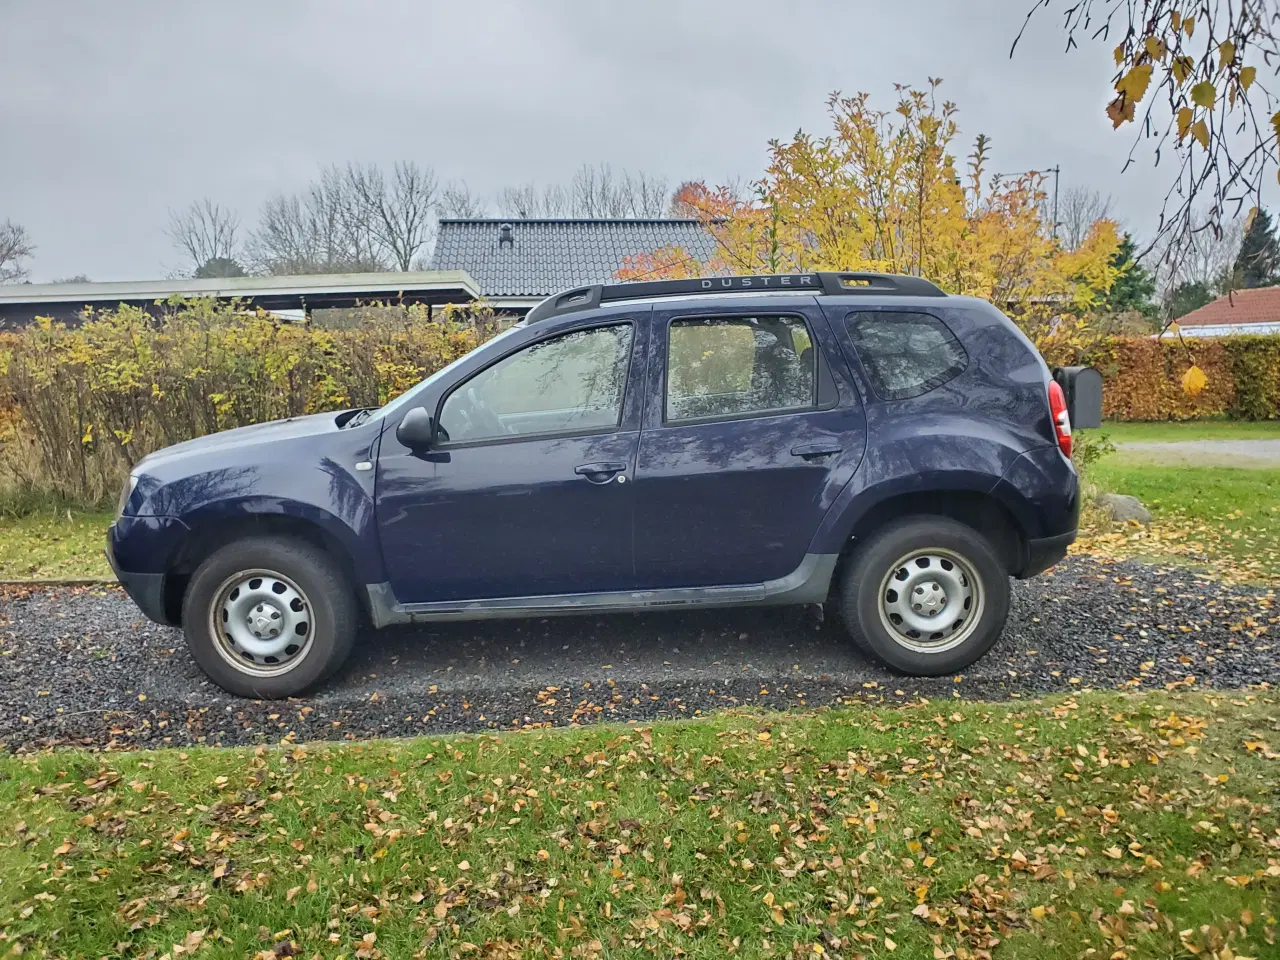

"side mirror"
[396, 406, 435, 449]
[1052, 366, 1103, 429]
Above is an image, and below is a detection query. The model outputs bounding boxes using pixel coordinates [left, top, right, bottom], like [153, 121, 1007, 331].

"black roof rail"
[524, 271, 946, 324]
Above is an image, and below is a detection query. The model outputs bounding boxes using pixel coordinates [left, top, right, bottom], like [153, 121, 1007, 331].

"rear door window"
[845, 311, 967, 400]
[666, 315, 816, 422]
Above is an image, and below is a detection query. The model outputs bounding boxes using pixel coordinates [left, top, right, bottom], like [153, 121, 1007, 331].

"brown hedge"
[1097, 334, 1280, 422]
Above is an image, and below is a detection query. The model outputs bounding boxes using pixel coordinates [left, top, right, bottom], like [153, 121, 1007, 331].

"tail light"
[1048, 380, 1072, 458]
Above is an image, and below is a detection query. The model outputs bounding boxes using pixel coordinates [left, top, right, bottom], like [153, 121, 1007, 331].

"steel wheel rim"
[877, 547, 984, 654]
[209, 568, 314, 677]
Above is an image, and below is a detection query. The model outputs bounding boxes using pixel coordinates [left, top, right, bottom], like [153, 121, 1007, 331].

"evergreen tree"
[195, 256, 247, 279]
[1102, 233, 1156, 315]
[1232, 207, 1279, 288]
[1168, 280, 1215, 319]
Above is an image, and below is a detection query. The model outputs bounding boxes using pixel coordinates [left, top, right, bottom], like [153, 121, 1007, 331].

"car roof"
[524, 272, 948, 325]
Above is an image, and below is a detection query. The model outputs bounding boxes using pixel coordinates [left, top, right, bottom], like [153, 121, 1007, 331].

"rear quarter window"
[845, 311, 967, 400]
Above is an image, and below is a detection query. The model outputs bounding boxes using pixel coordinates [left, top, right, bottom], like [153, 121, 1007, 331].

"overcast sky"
[1, 0, 1255, 282]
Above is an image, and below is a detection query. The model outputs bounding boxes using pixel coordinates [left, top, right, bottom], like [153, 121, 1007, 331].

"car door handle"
[790, 443, 842, 461]
[575, 461, 627, 484]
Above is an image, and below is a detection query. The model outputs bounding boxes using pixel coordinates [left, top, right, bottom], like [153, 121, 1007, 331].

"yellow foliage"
[0, 300, 488, 503]
[1190, 81, 1216, 108]
[619, 82, 1121, 360]
[621, 82, 1119, 319]
[1116, 63, 1154, 104]
[1181, 364, 1208, 396]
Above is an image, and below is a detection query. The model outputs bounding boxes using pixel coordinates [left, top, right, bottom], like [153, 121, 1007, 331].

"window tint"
[667, 316, 815, 422]
[846, 311, 967, 400]
[438, 324, 632, 444]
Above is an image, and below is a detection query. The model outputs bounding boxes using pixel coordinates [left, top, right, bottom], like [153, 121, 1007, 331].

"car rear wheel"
[838, 516, 1010, 675]
[182, 536, 357, 698]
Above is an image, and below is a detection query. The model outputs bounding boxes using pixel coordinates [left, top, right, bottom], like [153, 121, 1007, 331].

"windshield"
[373, 324, 523, 420]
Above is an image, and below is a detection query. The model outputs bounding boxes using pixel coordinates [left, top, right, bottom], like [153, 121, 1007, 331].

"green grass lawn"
[1099, 419, 1280, 443]
[0, 509, 113, 581]
[1089, 457, 1280, 578]
[1, 691, 1277, 959]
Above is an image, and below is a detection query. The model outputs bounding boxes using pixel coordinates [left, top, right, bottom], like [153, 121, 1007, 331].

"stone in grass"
[1097, 493, 1152, 524]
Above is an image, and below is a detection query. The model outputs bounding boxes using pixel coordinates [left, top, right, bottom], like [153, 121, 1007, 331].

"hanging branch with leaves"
[1014, 1, 1280, 258]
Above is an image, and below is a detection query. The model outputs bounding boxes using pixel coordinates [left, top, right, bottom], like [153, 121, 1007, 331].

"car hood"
[136, 411, 353, 472]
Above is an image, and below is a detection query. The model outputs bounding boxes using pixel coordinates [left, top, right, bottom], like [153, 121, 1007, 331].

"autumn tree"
[620, 82, 1122, 328]
[0, 219, 34, 282]
[668, 181, 709, 218]
[1016, 1, 1280, 250]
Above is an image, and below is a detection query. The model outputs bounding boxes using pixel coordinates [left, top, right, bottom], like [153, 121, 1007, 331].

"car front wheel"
[181, 536, 358, 698]
[839, 516, 1011, 675]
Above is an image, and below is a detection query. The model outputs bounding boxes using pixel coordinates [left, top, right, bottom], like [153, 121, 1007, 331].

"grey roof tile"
[429, 219, 720, 297]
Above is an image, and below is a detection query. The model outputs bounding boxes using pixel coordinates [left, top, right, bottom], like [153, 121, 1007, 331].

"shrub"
[0, 299, 487, 506]
[1221, 335, 1280, 420]
[1096, 333, 1280, 422]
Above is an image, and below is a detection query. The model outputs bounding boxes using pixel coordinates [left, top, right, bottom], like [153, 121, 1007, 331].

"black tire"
[181, 536, 358, 699]
[838, 516, 1010, 676]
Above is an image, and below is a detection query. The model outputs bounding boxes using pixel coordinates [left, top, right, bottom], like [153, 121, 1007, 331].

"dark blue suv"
[108, 272, 1080, 698]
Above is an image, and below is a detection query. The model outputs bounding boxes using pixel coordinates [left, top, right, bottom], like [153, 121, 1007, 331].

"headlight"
[117, 474, 139, 517]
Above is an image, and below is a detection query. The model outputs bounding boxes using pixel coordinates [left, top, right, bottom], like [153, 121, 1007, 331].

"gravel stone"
[0, 554, 1274, 752]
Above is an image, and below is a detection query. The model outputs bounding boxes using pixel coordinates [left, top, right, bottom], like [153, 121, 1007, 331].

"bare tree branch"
[0, 219, 35, 283]
[165, 199, 241, 277]
[1150, 207, 1244, 295]
[1014, 0, 1280, 254]
[343, 161, 439, 271]
[495, 164, 672, 218]
[438, 181, 487, 218]
[495, 182, 573, 218]
[1058, 186, 1117, 249]
[247, 169, 385, 275]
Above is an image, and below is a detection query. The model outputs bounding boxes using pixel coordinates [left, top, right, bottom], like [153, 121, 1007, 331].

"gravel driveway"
[1, 554, 1274, 751]
[1117, 438, 1280, 467]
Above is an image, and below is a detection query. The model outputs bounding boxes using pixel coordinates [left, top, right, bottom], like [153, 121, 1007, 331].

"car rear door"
[630, 296, 866, 588]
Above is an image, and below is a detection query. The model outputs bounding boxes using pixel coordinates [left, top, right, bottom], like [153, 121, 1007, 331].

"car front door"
[631, 300, 866, 588]
[376, 317, 644, 603]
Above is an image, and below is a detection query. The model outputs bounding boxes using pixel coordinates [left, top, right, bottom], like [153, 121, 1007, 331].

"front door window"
[438, 324, 633, 444]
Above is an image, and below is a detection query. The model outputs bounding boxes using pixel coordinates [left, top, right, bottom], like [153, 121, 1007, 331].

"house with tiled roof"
[1172, 286, 1280, 336]
[429, 218, 719, 313]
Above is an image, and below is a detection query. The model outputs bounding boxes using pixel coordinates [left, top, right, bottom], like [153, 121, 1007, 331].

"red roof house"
[1174, 287, 1280, 336]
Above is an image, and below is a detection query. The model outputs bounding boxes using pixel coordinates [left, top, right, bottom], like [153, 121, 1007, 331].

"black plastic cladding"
[523, 271, 948, 324]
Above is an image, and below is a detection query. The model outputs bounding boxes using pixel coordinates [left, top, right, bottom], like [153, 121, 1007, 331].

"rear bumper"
[1019, 528, 1076, 578]
[107, 517, 186, 626]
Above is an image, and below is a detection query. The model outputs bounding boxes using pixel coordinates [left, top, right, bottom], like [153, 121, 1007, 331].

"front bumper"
[107, 516, 187, 626]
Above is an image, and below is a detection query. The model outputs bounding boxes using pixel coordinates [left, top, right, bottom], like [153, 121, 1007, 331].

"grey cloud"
[2, 0, 1264, 281]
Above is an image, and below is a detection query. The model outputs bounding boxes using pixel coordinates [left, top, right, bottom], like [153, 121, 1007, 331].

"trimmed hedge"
[1098, 334, 1280, 422]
